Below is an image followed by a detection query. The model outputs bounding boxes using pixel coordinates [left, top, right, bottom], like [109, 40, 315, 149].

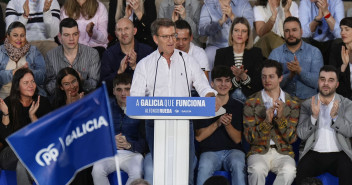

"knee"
[127, 154, 144, 176]
[198, 159, 216, 174]
[248, 162, 269, 176]
[134, 153, 143, 163]
[230, 158, 245, 170]
[198, 159, 213, 171]
[279, 163, 296, 178]
[131, 153, 143, 169]
[92, 163, 108, 177]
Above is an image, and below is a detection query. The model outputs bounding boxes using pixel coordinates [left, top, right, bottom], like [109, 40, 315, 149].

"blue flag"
[7, 84, 117, 185]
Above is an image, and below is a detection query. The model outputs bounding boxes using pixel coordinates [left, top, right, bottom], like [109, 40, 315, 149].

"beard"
[285, 37, 301, 46]
[319, 86, 336, 97]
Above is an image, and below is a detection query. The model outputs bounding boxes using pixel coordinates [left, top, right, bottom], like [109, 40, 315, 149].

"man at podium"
[130, 18, 217, 185]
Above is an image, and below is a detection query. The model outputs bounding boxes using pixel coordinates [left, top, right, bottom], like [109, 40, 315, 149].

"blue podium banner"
[7, 84, 117, 185]
[126, 97, 215, 119]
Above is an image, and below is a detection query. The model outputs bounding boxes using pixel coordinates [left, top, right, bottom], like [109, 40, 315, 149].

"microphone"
[179, 52, 191, 97]
[153, 52, 163, 97]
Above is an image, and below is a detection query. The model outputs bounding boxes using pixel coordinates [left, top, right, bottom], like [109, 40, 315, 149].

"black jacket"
[214, 46, 264, 97]
[329, 42, 352, 100]
[108, 0, 157, 48]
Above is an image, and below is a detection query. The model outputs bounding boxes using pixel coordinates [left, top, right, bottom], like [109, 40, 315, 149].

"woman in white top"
[253, 0, 299, 58]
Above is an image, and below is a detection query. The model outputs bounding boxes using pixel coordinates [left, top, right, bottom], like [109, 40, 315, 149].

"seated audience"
[0, 68, 52, 185]
[5, 0, 60, 56]
[203, 176, 230, 185]
[194, 65, 246, 185]
[199, 0, 254, 72]
[0, 21, 46, 99]
[45, 18, 100, 96]
[243, 59, 299, 185]
[0, 7, 5, 45]
[296, 65, 352, 185]
[269, 17, 323, 100]
[108, 0, 156, 48]
[92, 73, 147, 185]
[101, 18, 153, 96]
[51, 67, 84, 108]
[214, 17, 263, 103]
[329, 17, 352, 100]
[159, 0, 202, 46]
[61, 0, 109, 58]
[175, 19, 209, 80]
[299, 0, 344, 64]
[253, 0, 298, 58]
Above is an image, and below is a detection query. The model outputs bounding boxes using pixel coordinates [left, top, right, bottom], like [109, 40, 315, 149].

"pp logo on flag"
[35, 143, 59, 166]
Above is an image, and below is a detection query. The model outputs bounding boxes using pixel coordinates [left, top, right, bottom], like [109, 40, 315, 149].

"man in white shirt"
[175, 19, 209, 80]
[297, 65, 352, 185]
[131, 18, 217, 185]
[131, 18, 216, 98]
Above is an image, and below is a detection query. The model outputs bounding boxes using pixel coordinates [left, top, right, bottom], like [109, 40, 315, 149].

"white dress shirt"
[261, 88, 286, 145]
[311, 94, 342, 152]
[188, 43, 210, 72]
[131, 49, 217, 97]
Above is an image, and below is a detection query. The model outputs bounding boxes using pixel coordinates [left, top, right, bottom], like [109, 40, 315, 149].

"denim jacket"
[159, 0, 202, 46]
[269, 41, 323, 100]
[199, 0, 254, 48]
[0, 45, 46, 96]
[110, 98, 147, 154]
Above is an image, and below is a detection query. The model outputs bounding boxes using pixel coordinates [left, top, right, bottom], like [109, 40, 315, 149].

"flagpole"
[114, 155, 123, 185]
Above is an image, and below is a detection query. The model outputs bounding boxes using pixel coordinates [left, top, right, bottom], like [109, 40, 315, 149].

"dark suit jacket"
[100, 40, 154, 96]
[108, 0, 157, 48]
[214, 46, 264, 97]
[329, 42, 352, 100]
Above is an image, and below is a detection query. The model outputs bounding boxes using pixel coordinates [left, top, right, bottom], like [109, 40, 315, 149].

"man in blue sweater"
[92, 73, 147, 185]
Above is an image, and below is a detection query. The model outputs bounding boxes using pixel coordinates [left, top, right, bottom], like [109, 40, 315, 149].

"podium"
[126, 97, 217, 185]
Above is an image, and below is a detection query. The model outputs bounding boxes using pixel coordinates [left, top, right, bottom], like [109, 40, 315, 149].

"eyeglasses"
[158, 33, 178, 40]
[62, 79, 78, 88]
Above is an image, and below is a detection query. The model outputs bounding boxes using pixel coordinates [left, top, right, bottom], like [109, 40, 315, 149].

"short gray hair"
[150, 18, 175, 36]
[130, 179, 151, 185]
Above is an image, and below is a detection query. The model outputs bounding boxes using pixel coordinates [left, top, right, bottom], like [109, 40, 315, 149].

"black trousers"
[0, 146, 18, 170]
[296, 150, 352, 185]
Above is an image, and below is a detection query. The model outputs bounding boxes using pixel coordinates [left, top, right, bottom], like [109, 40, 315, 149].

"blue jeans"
[145, 120, 196, 185]
[197, 149, 246, 185]
[231, 88, 247, 104]
[143, 153, 153, 184]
